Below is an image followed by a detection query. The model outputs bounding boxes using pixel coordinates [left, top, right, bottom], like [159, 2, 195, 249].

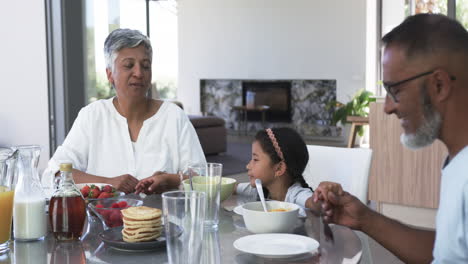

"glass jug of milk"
[13, 145, 47, 241]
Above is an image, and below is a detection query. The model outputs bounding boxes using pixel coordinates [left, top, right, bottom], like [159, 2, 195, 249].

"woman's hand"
[106, 174, 139, 194]
[135, 171, 180, 195]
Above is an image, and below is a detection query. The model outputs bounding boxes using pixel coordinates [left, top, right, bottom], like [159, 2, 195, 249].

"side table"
[346, 116, 369, 148]
[231, 105, 270, 135]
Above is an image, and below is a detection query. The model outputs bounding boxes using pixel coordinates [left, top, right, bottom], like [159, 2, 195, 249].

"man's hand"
[322, 191, 372, 231]
[312, 181, 344, 203]
[106, 174, 139, 194]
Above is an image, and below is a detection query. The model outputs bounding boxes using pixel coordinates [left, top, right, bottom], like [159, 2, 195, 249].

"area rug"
[206, 141, 251, 176]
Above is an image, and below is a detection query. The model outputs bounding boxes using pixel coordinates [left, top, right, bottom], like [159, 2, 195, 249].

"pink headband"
[266, 128, 284, 161]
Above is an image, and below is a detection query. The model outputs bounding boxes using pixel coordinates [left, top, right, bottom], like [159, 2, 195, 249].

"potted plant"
[329, 89, 376, 142]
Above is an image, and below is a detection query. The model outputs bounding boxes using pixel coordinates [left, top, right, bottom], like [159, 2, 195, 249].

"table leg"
[261, 111, 266, 128]
[237, 110, 242, 136]
[347, 123, 356, 148]
[243, 109, 247, 135]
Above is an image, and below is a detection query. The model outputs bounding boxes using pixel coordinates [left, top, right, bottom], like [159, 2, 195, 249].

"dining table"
[1, 193, 362, 264]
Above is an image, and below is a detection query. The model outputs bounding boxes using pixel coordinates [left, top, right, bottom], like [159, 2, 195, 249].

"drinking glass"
[0, 150, 16, 254]
[200, 230, 220, 264]
[162, 191, 206, 264]
[188, 163, 222, 229]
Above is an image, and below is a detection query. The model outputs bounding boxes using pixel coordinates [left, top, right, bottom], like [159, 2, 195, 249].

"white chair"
[303, 145, 373, 203]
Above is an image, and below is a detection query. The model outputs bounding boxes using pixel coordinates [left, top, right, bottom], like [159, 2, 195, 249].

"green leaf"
[330, 89, 375, 126]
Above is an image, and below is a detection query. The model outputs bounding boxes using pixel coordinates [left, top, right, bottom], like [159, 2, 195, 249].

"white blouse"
[42, 98, 206, 188]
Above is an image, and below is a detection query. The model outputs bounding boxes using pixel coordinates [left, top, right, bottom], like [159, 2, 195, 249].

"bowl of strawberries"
[88, 198, 143, 229]
[77, 183, 124, 200]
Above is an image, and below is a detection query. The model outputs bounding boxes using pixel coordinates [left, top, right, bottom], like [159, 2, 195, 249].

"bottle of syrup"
[48, 163, 86, 241]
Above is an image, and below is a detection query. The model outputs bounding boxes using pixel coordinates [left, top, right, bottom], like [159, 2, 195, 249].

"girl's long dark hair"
[255, 127, 311, 198]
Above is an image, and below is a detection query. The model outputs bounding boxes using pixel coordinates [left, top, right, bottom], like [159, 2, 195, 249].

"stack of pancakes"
[121, 206, 162, 243]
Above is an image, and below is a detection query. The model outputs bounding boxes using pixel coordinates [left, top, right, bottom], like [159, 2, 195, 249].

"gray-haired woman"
[43, 28, 206, 194]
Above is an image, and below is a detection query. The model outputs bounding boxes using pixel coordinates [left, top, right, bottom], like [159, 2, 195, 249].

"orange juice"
[0, 186, 14, 244]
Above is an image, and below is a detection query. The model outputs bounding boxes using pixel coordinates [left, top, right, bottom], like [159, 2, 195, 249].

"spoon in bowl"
[255, 179, 268, 212]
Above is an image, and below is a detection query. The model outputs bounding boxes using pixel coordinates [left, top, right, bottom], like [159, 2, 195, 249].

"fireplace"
[242, 81, 292, 122]
[200, 79, 338, 137]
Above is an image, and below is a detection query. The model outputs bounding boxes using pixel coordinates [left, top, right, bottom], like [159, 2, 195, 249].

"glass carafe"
[13, 145, 47, 241]
[49, 163, 86, 241]
[0, 148, 17, 254]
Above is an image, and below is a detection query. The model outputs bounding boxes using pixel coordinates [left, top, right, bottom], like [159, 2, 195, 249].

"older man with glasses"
[316, 13, 468, 263]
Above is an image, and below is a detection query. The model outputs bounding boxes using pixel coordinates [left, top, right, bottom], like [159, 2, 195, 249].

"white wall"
[178, 0, 367, 114]
[0, 1, 50, 171]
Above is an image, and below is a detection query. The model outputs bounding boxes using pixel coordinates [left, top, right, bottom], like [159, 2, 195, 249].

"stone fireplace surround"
[200, 79, 341, 138]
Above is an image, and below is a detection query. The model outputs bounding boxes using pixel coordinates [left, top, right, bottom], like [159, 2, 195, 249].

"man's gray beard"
[400, 87, 442, 150]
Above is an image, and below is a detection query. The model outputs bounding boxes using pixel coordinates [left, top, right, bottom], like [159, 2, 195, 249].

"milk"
[13, 199, 47, 240]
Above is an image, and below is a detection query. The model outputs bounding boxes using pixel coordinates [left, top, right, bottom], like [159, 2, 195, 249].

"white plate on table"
[233, 234, 319, 258]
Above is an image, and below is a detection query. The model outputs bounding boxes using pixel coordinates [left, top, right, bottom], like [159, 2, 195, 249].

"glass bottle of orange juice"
[0, 149, 16, 254]
[48, 163, 86, 241]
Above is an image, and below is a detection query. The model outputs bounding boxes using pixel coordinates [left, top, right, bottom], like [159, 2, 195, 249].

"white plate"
[233, 205, 243, 215]
[233, 234, 319, 258]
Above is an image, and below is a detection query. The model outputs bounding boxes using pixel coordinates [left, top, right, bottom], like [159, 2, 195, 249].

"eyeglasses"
[383, 70, 456, 103]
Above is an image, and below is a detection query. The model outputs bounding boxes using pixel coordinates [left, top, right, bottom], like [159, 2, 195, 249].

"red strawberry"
[109, 210, 122, 226]
[117, 201, 128, 208]
[102, 185, 113, 193]
[98, 192, 113, 199]
[92, 185, 101, 192]
[96, 204, 104, 209]
[80, 185, 91, 197]
[111, 202, 120, 208]
[89, 189, 101, 199]
[101, 210, 111, 220]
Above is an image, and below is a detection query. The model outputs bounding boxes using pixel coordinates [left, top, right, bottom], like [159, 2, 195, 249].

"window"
[405, 0, 448, 15]
[85, 0, 178, 103]
[377, 0, 465, 98]
[148, 1, 178, 99]
[456, 0, 468, 29]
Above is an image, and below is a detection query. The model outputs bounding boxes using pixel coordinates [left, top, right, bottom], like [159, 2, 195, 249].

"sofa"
[189, 115, 227, 155]
[165, 99, 227, 155]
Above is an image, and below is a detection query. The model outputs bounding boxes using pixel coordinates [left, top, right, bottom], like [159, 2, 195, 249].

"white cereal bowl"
[242, 201, 300, 234]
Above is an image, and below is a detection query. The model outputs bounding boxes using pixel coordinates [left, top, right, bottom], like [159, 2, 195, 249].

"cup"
[188, 163, 222, 229]
[0, 150, 16, 254]
[200, 230, 221, 264]
[162, 191, 206, 264]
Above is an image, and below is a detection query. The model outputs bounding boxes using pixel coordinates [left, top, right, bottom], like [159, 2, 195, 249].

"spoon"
[255, 179, 268, 212]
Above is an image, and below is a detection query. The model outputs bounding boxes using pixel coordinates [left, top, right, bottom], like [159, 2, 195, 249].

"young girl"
[236, 127, 342, 212]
